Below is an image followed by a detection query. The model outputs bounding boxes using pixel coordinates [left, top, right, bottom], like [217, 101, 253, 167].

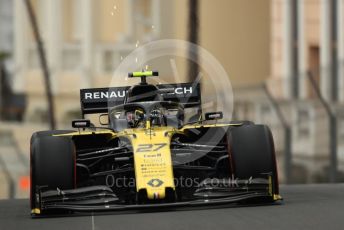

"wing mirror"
[72, 119, 91, 128]
[205, 112, 223, 120]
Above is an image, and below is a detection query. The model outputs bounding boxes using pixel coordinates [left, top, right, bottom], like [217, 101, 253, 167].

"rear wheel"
[30, 131, 75, 212]
[228, 125, 279, 194]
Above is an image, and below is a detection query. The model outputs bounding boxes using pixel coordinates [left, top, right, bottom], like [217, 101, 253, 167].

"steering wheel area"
[110, 101, 183, 131]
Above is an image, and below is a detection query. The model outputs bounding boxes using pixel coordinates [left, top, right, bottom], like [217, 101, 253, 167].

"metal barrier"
[233, 71, 343, 183]
[0, 129, 29, 199]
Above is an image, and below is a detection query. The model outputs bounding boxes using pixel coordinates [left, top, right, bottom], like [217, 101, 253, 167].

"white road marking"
[91, 214, 95, 230]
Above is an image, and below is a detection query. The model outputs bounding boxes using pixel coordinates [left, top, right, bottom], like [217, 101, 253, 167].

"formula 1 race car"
[30, 71, 281, 216]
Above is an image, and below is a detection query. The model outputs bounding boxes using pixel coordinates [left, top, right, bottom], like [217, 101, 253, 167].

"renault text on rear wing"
[80, 83, 201, 116]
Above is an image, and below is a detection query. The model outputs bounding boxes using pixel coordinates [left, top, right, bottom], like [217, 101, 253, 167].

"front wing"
[31, 176, 282, 216]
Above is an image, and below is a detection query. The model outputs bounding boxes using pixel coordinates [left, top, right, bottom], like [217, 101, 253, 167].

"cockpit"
[109, 101, 184, 131]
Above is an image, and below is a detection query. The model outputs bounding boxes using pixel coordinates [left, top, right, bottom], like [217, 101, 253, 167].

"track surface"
[0, 184, 343, 230]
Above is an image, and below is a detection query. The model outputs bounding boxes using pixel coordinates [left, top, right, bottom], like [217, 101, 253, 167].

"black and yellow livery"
[30, 71, 281, 216]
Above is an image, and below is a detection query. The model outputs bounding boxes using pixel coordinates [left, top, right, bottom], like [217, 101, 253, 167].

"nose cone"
[129, 128, 175, 200]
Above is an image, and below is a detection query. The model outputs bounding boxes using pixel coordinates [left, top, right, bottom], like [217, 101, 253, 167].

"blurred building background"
[0, 0, 343, 199]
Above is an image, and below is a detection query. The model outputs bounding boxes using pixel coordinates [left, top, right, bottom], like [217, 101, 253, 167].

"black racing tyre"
[229, 120, 254, 126]
[30, 130, 74, 145]
[228, 124, 279, 194]
[30, 134, 76, 210]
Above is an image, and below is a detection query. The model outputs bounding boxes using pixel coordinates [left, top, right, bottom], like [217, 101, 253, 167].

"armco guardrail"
[0, 129, 29, 199]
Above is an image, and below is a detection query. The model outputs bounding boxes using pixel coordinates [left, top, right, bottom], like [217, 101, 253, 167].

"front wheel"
[228, 125, 279, 195]
[30, 133, 75, 213]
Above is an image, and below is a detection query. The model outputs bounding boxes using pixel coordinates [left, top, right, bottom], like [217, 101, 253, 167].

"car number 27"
[136, 143, 167, 152]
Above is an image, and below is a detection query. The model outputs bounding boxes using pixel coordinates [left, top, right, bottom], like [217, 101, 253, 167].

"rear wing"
[80, 83, 201, 117]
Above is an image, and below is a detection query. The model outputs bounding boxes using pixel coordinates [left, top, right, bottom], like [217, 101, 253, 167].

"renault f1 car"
[30, 71, 281, 216]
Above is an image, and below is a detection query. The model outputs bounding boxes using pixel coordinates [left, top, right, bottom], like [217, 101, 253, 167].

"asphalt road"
[0, 184, 343, 230]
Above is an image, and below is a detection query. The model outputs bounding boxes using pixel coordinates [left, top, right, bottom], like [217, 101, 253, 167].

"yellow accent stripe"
[181, 123, 243, 131]
[131, 71, 154, 77]
[53, 130, 115, 137]
[31, 208, 41, 214]
[146, 120, 151, 129]
[273, 194, 283, 201]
